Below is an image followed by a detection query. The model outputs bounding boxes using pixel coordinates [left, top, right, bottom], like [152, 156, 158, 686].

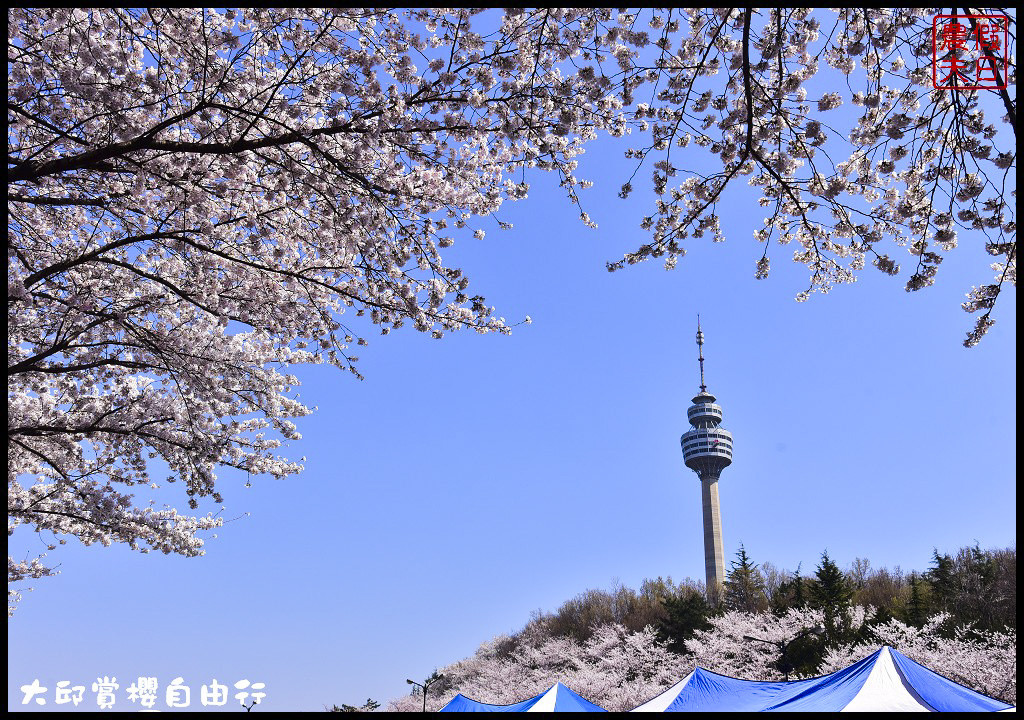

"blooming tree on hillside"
[387, 624, 692, 712]
[387, 611, 1016, 710]
[686, 607, 1015, 703]
[683, 605, 872, 680]
[820, 613, 1017, 705]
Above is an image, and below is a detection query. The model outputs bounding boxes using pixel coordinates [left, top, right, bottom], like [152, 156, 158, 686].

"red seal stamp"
[932, 14, 1009, 90]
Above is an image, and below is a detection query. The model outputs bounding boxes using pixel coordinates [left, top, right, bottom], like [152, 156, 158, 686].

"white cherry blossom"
[7, 8, 629, 596]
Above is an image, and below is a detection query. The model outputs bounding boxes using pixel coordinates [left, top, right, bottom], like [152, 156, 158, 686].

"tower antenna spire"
[682, 316, 732, 602]
[696, 315, 707, 393]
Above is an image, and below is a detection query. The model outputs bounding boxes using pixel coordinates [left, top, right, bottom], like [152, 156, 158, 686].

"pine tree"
[770, 563, 807, 613]
[927, 549, 956, 609]
[927, 544, 1007, 632]
[723, 544, 769, 613]
[811, 550, 854, 647]
[656, 590, 714, 654]
[905, 572, 928, 627]
[793, 568, 807, 609]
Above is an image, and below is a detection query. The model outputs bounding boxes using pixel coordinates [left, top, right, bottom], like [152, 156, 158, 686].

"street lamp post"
[742, 626, 823, 681]
[406, 674, 445, 713]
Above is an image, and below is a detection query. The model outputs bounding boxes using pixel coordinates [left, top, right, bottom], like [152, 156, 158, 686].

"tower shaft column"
[701, 473, 725, 594]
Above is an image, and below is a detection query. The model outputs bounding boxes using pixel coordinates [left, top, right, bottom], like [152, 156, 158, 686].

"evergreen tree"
[905, 572, 929, 627]
[926, 544, 1012, 632]
[927, 549, 957, 608]
[793, 568, 807, 609]
[963, 544, 1000, 630]
[328, 698, 380, 712]
[723, 544, 769, 613]
[656, 590, 714, 654]
[811, 550, 854, 647]
[770, 563, 807, 614]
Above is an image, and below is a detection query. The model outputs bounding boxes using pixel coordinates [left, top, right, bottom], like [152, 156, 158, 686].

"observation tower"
[680, 318, 733, 598]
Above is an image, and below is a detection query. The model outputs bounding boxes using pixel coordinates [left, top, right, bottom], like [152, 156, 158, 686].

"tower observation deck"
[681, 319, 732, 598]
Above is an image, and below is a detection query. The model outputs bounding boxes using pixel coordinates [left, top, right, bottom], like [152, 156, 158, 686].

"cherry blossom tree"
[7, 7, 625, 602]
[684, 605, 875, 680]
[388, 610, 1015, 710]
[820, 613, 1017, 704]
[387, 624, 692, 712]
[593, 8, 1015, 347]
[687, 607, 1015, 702]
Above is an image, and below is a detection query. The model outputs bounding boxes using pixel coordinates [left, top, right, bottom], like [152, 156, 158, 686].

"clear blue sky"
[8, 22, 1016, 713]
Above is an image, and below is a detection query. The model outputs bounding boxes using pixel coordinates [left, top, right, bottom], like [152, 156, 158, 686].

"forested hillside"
[383, 545, 1015, 711]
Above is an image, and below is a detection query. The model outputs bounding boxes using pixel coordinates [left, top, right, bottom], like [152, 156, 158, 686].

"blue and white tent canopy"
[630, 646, 1014, 712]
[440, 682, 607, 712]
